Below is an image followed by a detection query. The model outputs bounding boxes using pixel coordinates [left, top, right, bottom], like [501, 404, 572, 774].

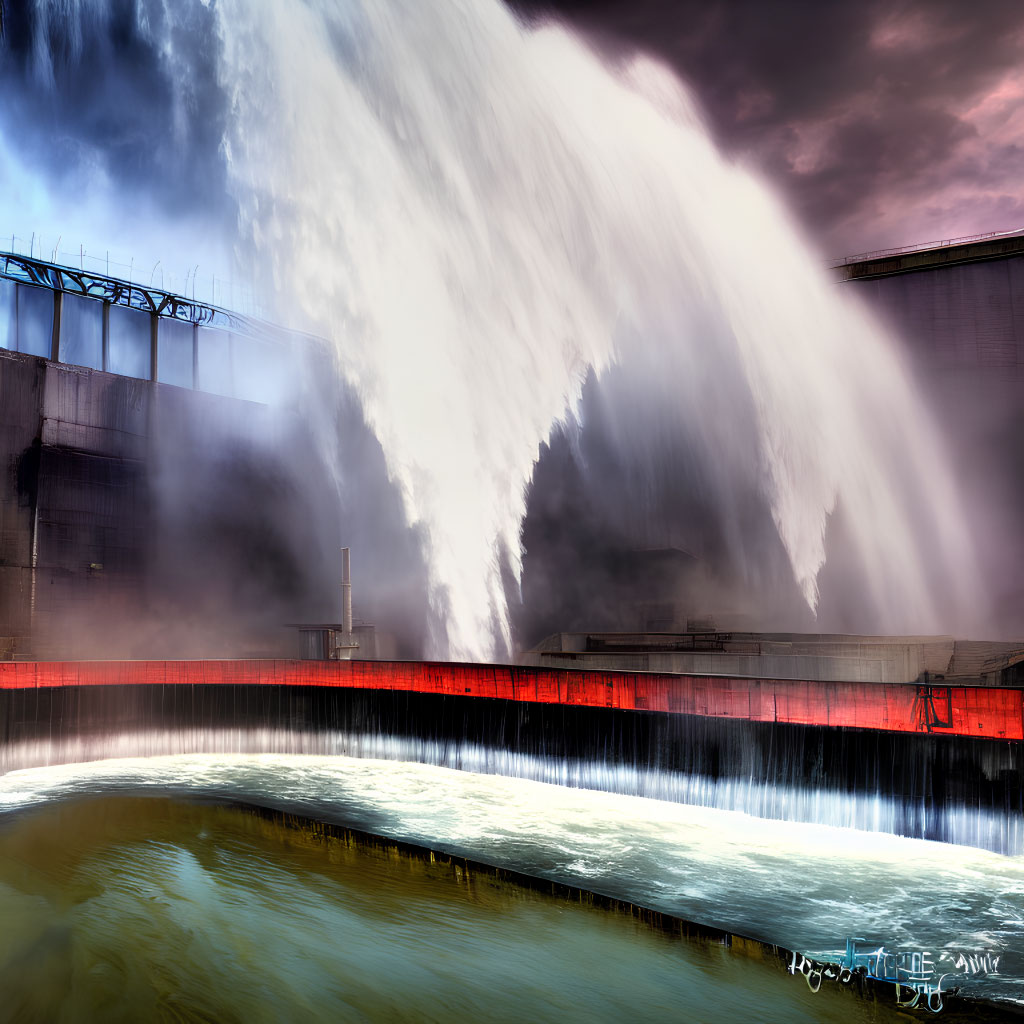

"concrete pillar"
[101, 302, 110, 373]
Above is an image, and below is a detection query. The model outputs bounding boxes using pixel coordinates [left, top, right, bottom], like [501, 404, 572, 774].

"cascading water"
[0, 0, 1010, 855]
[2, 727, 1020, 856]
[2, 682, 1020, 856]
[0, 11, 1018, 1010]
[211, 0, 985, 658]
[5, 0, 985, 660]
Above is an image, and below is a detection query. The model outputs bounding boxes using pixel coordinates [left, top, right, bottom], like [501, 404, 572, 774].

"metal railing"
[2, 230, 264, 319]
[0, 249, 312, 403]
[0, 249, 251, 334]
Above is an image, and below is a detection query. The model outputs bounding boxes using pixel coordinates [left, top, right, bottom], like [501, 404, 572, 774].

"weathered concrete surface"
[1, 657, 1022, 741]
[838, 240, 1024, 639]
[0, 350, 41, 655]
[833, 231, 1024, 284]
[523, 631, 1024, 685]
[0, 348, 339, 660]
[844, 253, 1024, 374]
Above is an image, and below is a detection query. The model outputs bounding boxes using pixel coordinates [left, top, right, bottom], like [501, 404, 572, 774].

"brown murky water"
[0, 795, 910, 1023]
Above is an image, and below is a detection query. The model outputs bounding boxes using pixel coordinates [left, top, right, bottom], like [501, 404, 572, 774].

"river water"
[0, 794, 913, 1024]
[0, 753, 1020, 1014]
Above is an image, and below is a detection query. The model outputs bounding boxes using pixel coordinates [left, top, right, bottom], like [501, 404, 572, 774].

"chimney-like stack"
[341, 546, 352, 637]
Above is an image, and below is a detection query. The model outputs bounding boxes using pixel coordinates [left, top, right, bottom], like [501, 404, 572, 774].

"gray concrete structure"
[837, 229, 1024, 637]
[0, 250, 428, 661]
[0, 253, 353, 659]
[835, 229, 1024, 379]
[523, 630, 1024, 686]
[0, 346, 344, 659]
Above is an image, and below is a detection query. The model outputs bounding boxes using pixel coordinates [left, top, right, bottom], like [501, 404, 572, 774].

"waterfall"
[1, 683, 1019, 855]
[1, 727, 1019, 856]
[8, 0, 985, 660]
[214, 0, 983, 658]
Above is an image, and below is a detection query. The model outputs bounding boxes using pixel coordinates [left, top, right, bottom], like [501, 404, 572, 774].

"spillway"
[1, 655, 1021, 1015]
[2, 0, 986, 662]
[2, 658, 1021, 855]
[2, 2, 1021, 1017]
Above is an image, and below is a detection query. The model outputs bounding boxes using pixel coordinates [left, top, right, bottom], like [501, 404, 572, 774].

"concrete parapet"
[524, 631, 990, 684]
[2, 657, 1022, 741]
[833, 231, 1024, 282]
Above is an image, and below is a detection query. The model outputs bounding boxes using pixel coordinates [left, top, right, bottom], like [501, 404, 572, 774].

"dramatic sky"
[513, 0, 1024, 257]
[2, 0, 1020, 264]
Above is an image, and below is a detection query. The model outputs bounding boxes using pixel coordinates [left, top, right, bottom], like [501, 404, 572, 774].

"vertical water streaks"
[214, 0, 984, 657]
[7, 0, 987, 659]
[1, 682, 1019, 854]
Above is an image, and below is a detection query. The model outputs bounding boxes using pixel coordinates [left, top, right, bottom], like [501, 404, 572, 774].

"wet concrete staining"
[0, 680, 1020, 851]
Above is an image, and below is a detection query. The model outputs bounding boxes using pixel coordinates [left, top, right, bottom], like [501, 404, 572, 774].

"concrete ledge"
[0, 657, 1022, 740]
[833, 233, 1024, 281]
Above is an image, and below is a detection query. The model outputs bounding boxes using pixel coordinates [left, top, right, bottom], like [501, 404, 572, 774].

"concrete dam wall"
[838, 232, 1024, 637]
[0, 346, 341, 660]
[1, 657, 1021, 854]
[3, 233, 1024, 656]
[0, 253, 435, 660]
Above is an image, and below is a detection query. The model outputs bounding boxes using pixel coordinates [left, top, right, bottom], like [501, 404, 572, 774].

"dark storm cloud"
[510, 0, 1024, 254]
[6, 0, 1019, 260]
[0, 0, 230, 220]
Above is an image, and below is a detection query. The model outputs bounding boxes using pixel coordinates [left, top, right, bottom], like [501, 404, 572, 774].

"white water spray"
[17, 0, 985, 659]
[212, 0, 982, 658]
[2, 731, 1020, 855]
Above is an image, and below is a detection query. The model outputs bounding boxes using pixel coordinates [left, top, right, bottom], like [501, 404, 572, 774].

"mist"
[0, 0, 992, 661]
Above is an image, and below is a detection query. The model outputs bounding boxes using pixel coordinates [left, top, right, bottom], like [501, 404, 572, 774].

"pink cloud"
[734, 85, 775, 123]
[869, 8, 965, 53]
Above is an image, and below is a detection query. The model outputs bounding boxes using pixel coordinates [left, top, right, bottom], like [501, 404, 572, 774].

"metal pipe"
[341, 547, 352, 636]
[28, 500, 38, 649]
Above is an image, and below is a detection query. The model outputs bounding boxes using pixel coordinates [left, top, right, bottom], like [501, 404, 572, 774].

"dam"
[2, 0, 1023, 1016]
[5, 228, 1024, 657]
[2, 158, 1024, 1024]
[3, 236, 1023, 844]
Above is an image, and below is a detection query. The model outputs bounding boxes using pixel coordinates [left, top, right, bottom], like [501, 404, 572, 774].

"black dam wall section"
[1, 683, 1020, 852]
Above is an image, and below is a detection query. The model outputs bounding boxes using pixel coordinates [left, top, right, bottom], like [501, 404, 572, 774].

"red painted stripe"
[0, 659, 1021, 741]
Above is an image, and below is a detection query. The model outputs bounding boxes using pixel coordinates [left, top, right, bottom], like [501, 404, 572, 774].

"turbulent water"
[6, 0, 984, 659]
[2, 726, 1020, 856]
[0, 756, 1020, 1010]
[0, 6, 1011, 1015]
[0, 794, 915, 1024]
